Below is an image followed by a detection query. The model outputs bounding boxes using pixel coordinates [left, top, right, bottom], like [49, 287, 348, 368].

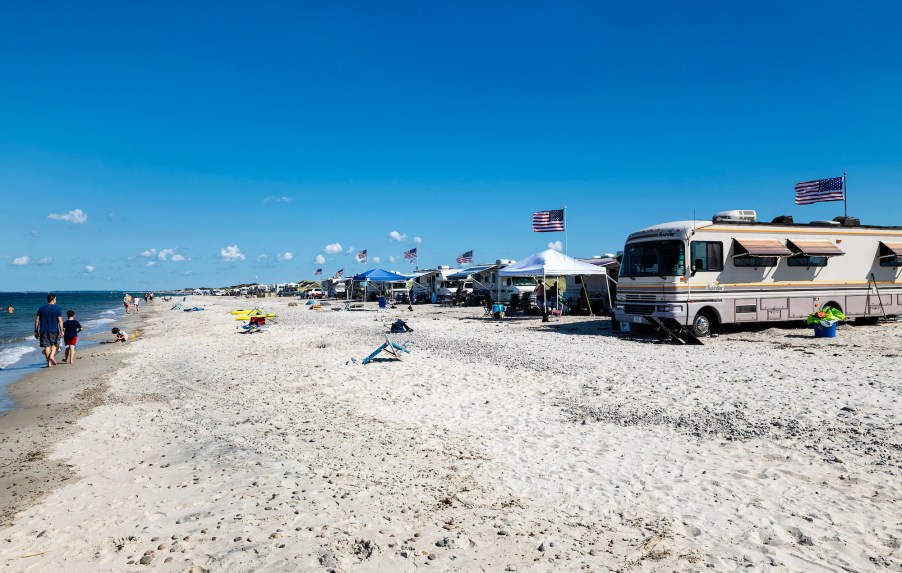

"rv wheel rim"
[695, 315, 710, 335]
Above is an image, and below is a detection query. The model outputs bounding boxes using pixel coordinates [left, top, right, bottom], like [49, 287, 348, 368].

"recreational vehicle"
[450, 260, 537, 303]
[564, 256, 619, 313]
[614, 210, 902, 335]
[411, 267, 462, 302]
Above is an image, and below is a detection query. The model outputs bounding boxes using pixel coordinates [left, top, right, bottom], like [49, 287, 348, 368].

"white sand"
[0, 298, 899, 572]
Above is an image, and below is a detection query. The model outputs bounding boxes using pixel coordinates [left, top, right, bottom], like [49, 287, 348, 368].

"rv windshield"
[510, 277, 537, 286]
[621, 240, 686, 278]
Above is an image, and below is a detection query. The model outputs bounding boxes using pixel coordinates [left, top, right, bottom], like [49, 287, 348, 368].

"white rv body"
[614, 212, 902, 334]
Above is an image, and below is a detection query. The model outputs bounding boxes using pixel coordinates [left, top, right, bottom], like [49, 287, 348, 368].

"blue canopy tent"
[353, 269, 412, 282]
[351, 268, 414, 304]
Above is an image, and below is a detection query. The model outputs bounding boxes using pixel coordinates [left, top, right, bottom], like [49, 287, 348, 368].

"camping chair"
[362, 335, 411, 364]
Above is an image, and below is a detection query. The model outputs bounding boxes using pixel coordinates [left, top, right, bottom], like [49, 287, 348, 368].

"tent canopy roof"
[352, 268, 412, 282]
[498, 249, 607, 276]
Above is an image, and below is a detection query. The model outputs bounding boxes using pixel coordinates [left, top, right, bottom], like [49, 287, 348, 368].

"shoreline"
[0, 308, 150, 528]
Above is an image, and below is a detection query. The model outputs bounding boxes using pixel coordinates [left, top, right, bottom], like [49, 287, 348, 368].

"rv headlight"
[656, 304, 682, 312]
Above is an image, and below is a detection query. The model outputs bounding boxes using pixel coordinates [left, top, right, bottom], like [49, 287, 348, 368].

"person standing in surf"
[34, 293, 64, 368]
[123, 293, 132, 314]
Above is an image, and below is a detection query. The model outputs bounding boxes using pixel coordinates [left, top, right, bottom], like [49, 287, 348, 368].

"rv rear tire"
[691, 310, 715, 337]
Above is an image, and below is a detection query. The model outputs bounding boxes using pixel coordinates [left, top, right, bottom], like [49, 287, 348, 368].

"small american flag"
[795, 176, 845, 205]
[335, 268, 344, 278]
[456, 250, 473, 265]
[404, 247, 417, 262]
[533, 209, 565, 232]
[313, 268, 322, 276]
[356, 249, 367, 263]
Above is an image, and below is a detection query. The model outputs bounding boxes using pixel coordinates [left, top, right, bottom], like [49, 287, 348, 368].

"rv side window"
[787, 255, 827, 267]
[734, 256, 778, 268]
[690, 241, 723, 272]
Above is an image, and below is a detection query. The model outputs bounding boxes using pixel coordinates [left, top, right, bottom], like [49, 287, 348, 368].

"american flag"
[404, 247, 417, 263]
[313, 268, 322, 276]
[532, 209, 565, 232]
[456, 250, 473, 265]
[795, 176, 845, 205]
[335, 268, 344, 278]
[356, 249, 367, 263]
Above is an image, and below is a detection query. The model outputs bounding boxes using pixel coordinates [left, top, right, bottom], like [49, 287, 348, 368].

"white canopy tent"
[498, 249, 609, 315]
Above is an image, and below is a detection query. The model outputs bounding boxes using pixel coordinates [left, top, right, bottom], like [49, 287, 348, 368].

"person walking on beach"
[134, 296, 140, 313]
[62, 310, 82, 365]
[123, 293, 132, 314]
[34, 294, 64, 368]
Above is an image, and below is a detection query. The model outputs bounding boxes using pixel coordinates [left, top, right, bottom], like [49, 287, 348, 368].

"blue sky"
[2, 1, 901, 290]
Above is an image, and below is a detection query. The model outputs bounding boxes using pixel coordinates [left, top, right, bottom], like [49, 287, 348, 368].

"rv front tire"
[691, 310, 715, 337]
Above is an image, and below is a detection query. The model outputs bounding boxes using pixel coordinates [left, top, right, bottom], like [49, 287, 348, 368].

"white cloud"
[85, 265, 95, 273]
[324, 243, 343, 255]
[277, 252, 294, 262]
[372, 256, 381, 263]
[388, 231, 407, 242]
[220, 245, 245, 262]
[38, 256, 53, 265]
[548, 241, 564, 252]
[140, 248, 157, 258]
[257, 254, 268, 263]
[346, 246, 355, 254]
[314, 254, 326, 265]
[47, 209, 88, 224]
[389, 255, 399, 263]
[263, 196, 292, 204]
[12, 256, 30, 266]
[145, 260, 158, 267]
[170, 254, 186, 262]
[158, 248, 174, 261]
[413, 236, 422, 245]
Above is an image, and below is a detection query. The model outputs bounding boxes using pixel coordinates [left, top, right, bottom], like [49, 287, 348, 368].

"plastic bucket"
[813, 322, 837, 338]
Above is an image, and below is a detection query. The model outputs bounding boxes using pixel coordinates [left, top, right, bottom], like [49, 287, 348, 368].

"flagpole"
[843, 172, 847, 217]
[563, 205, 568, 256]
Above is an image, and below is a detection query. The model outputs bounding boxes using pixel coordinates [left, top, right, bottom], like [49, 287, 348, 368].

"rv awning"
[787, 239, 845, 257]
[878, 242, 902, 259]
[446, 264, 494, 280]
[732, 239, 793, 258]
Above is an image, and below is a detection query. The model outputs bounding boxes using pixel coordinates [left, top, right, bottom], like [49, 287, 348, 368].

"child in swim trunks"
[63, 310, 82, 364]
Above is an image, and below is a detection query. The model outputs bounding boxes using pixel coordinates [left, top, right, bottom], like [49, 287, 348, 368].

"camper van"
[614, 210, 902, 335]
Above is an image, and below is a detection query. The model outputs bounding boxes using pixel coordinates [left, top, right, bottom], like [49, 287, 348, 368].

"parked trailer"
[614, 210, 902, 336]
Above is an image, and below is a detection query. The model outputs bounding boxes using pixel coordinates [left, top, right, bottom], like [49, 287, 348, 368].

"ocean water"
[0, 291, 137, 410]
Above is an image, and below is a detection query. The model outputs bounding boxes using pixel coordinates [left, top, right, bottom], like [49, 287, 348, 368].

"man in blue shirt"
[34, 293, 64, 368]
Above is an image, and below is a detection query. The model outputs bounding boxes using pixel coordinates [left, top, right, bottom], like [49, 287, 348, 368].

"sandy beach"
[0, 298, 899, 572]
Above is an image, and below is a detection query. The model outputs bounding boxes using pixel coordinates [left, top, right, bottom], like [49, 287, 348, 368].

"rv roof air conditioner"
[833, 216, 861, 227]
[713, 210, 757, 223]
[771, 215, 794, 224]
